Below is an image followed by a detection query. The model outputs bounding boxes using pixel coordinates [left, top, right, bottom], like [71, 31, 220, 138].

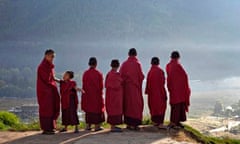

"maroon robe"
[105, 70, 123, 125]
[82, 68, 105, 124]
[120, 56, 144, 126]
[37, 59, 60, 131]
[60, 80, 79, 125]
[166, 59, 191, 124]
[145, 65, 167, 124]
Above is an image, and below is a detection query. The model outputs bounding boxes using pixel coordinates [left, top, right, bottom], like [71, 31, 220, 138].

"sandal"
[94, 127, 104, 132]
[111, 127, 123, 132]
[59, 128, 67, 133]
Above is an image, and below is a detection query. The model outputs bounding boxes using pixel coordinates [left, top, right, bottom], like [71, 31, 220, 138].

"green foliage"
[0, 111, 20, 127]
[142, 117, 152, 125]
[0, 111, 40, 131]
[184, 125, 240, 144]
[0, 121, 6, 130]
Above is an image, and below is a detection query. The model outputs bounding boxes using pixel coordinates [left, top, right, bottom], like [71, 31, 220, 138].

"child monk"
[105, 59, 123, 132]
[145, 57, 167, 129]
[82, 57, 105, 131]
[56, 71, 84, 133]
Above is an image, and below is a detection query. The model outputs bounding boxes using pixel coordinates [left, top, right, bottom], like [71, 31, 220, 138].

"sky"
[0, 0, 240, 105]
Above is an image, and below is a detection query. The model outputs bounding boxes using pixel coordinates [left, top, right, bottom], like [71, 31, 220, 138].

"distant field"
[0, 98, 37, 111]
[1, 89, 239, 118]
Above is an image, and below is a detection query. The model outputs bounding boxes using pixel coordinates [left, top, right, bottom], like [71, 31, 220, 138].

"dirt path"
[0, 126, 198, 144]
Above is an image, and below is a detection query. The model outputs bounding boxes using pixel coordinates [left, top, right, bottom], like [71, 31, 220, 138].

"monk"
[105, 59, 123, 132]
[82, 57, 105, 131]
[37, 49, 60, 135]
[120, 48, 144, 130]
[145, 57, 167, 129]
[166, 51, 191, 129]
[56, 71, 84, 133]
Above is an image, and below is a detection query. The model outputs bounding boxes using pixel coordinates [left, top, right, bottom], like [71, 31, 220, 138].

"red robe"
[120, 56, 144, 121]
[145, 65, 167, 116]
[60, 80, 78, 109]
[37, 59, 60, 130]
[166, 59, 191, 111]
[105, 70, 123, 116]
[81, 68, 104, 113]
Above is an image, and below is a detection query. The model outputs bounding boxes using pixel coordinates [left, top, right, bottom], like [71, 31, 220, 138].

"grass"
[184, 125, 240, 144]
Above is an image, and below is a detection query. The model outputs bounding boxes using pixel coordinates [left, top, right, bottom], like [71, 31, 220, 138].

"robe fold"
[145, 65, 167, 124]
[166, 59, 191, 124]
[105, 70, 123, 125]
[60, 80, 79, 125]
[82, 68, 105, 124]
[120, 56, 144, 126]
[37, 59, 60, 131]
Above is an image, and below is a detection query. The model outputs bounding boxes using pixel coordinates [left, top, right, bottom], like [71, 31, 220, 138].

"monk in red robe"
[120, 48, 144, 130]
[145, 57, 167, 129]
[82, 57, 105, 131]
[37, 49, 60, 135]
[105, 59, 123, 132]
[166, 51, 191, 129]
[57, 71, 84, 133]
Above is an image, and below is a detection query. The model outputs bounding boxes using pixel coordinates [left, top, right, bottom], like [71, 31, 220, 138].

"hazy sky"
[0, 1, 240, 118]
[0, 0, 240, 94]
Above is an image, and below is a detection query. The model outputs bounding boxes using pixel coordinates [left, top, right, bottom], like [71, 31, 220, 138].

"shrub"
[0, 111, 20, 128]
[0, 121, 6, 130]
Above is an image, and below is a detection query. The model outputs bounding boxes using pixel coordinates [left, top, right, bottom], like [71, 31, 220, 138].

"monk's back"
[82, 68, 104, 113]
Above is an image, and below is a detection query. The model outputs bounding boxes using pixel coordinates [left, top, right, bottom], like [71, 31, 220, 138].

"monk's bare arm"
[75, 87, 85, 94]
[54, 77, 61, 83]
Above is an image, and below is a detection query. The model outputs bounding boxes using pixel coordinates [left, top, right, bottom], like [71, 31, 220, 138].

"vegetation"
[0, 111, 40, 131]
[184, 125, 240, 144]
[0, 67, 82, 98]
[0, 67, 35, 98]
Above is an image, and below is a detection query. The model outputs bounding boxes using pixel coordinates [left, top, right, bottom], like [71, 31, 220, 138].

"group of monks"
[37, 48, 191, 134]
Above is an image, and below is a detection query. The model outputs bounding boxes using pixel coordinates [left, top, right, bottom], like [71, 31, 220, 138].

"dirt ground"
[0, 126, 198, 144]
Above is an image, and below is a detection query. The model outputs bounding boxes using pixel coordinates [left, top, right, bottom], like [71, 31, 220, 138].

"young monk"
[120, 48, 144, 130]
[166, 51, 191, 129]
[55, 71, 84, 133]
[105, 59, 123, 132]
[37, 49, 60, 135]
[145, 57, 167, 129]
[82, 57, 105, 131]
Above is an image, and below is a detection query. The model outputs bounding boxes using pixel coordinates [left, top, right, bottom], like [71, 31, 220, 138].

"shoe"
[94, 127, 103, 132]
[158, 125, 167, 130]
[127, 125, 140, 131]
[74, 129, 80, 133]
[59, 128, 67, 133]
[177, 123, 185, 129]
[42, 131, 55, 135]
[167, 124, 175, 130]
[85, 127, 91, 131]
[111, 127, 123, 132]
